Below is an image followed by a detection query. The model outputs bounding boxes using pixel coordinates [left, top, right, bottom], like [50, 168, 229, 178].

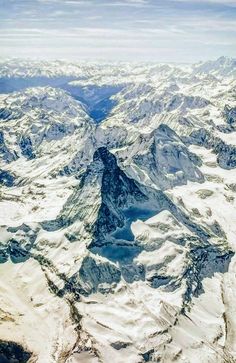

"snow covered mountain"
[0, 57, 236, 363]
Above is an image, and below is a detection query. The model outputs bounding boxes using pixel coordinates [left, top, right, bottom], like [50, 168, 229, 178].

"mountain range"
[0, 56, 236, 363]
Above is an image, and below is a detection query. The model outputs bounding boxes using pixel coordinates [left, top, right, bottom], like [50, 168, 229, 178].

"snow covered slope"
[0, 57, 236, 363]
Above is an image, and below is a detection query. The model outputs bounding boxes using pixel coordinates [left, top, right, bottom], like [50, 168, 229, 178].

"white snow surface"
[0, 57, 236, 363]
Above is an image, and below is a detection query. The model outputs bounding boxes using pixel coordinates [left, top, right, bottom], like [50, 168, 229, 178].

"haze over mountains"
[0, 56, 236, 363]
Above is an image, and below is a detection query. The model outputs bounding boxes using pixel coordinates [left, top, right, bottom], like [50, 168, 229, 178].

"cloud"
[99, 0, 150, 6]
[173, 0, 236, 7]
[37, 0, 91, 5]
[37, 0, 148, 4]
[1, 0, 236, 61]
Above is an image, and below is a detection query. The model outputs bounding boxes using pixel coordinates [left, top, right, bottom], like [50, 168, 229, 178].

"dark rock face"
[0, 224, 39, 264]
[0, 244, 8, 263]
[141, 348, 155, 362]
[188, 128, 236, 169]
[37, 253, 122, 298]
[92, 147, 148, 241]
[216, 123, 234, 133]
[0, 107, 12, 121]
[7, 239, 31, 264]
[215, 141, 236, 169]
[0, 106, 22, 122]
[0, 169, 14, 187]
[45, 122, 75, 141]
[19, 136, 35, 160]
[133, 124, 204, 189]
[79, 255, 121, 294]
[0, 104, 22, 121]
[183, 244, 234, 304]
[111, 341, 131, 350]
[0, 340, 32, 363]
[223, 105, 236, 125]
[0, 131, 17, 163]
[188, 128, 214, 149]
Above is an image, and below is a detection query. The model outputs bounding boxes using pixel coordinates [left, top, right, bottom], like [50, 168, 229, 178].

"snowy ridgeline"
[0, 57, 236, 363]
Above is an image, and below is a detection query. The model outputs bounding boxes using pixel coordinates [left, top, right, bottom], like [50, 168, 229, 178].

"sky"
[0, 0, 236, 63]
